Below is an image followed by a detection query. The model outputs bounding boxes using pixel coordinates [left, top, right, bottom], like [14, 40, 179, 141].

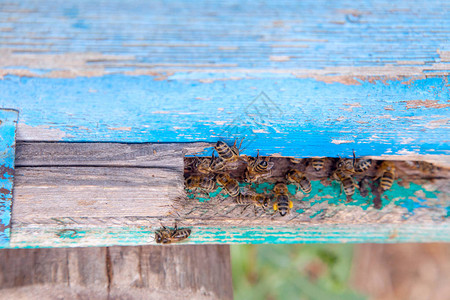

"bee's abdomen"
[355, 159, 372, 172]
[341, 177, 355, 196]
[380, 171, 394, 190]
[200, 177, 217, 192]
[312, 159, 324, 171]
[224, 182, 240, 197]
[172, 228, 191, 240]
[277, 195, 290, 216]
[215, 141, 233, 160]
[299, 178, 312, 193]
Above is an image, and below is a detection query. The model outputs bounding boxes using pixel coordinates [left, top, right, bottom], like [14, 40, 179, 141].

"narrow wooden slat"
[7, 142, 450, 247]
[0, 245, 232, 300]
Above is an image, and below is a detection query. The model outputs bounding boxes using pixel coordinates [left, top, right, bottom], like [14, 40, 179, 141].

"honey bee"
[290, 157, 303, 164]
[155, 223, 191, 244]
[216, 173, 240, 197]
[196, 153, 225, 174]
[272, 183, 293, 217]
[407, 161, 436, 174]
[353, 150, 372, 173]
[333, 169, 357, 198]
[354, 159, 372, 173]
[185, 175, 217, 192]
[243, 150, 274, 182]
[286, 169, 312, 194]
[214, 139, 244, 163]
[336, 152, 356, 176]
[311, 158, 324, 172]
[235, 193, 270, 211]
[376, 161, 396, 191]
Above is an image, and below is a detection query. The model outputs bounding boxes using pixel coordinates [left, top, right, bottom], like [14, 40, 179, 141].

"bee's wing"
[266, 161, 275, 170]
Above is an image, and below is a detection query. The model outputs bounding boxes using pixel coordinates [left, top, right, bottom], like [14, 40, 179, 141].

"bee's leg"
[239, 137, 245, 149]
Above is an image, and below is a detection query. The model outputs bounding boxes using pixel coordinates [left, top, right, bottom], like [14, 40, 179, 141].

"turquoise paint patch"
[0, 109, 18, 249]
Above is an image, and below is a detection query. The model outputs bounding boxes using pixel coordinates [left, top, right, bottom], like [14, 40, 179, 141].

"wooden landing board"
[7, 142, 450, 248]
[0, 245, 233, 300]
[0, 109, 18, 248]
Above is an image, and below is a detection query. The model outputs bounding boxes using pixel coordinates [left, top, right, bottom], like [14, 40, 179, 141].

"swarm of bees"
[185, 140, 442, 218]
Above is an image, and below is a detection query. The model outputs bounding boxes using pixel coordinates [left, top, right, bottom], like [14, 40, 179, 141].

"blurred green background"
[231, 244, 367, 300]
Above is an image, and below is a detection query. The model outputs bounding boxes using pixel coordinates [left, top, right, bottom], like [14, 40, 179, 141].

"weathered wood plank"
[6, 142, 449, 247]
[0, 0, 448, 76]
[0, 245, 232, 300]
[0, 76, 448, 158]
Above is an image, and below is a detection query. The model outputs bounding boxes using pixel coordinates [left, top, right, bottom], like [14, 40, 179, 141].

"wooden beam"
[7, 142, 450, 248]
[0, 245, 233, 300]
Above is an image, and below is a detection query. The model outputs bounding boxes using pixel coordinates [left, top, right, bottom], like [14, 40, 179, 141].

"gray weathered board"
[0, 245, 232, 300]
[7, 142, 450, 248]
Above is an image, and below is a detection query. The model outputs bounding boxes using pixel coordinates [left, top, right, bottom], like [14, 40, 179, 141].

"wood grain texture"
[0, 0, 448, 76]
[6, 142, 450, 248]
[0, 0, 448, 157]
[0, 245, 232, 300]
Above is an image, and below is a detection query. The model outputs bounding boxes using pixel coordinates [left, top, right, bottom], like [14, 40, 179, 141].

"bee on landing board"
[235, 193, 271, 213]
[155, 224, 191, 244]
[286, 169, 312, 194]
[272, 183, 293, 217]
[375, 161, 396, 191]
[243, 150, 274, 182]
[214, 139, 244, 163]
[333, 168, 357, 199]
[216, 173, 240, 197]
[185, 175, 217, 193]
[195, 153, 225, 174]
[353, 151, 372, 173]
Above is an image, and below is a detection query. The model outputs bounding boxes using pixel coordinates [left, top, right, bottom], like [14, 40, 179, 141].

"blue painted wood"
[0, 0, 448, 71]
[0, 75, 448, 157]
[0, 109, 18, 248]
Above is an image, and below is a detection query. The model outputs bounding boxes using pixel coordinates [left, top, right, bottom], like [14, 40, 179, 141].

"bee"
[376, 161, 396, 191]
[353, 150, 372, 173]
[243, 150, 274, 182]
[333, 169, 356, 198]
[290, 157, 303, 164]
[355, 159, 372, 173]
[336, 152, 356, 176]
[235, 193, 270, 211]
[155, 223, 191, 244]
[216, 173, 240, 197]
[311, 158, 324, 172]
[185, 175, 217, 192]
[286, 169, 312, 194]
[407, 161, 436, 174]
[196, 153, 225, 174]
[272, 183, 293, 217]
[214, 139, 244, 163]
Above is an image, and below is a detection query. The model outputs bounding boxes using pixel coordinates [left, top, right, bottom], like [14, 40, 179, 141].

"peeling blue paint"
[0, 75, 448, 157]
[0, 109, 18, 248]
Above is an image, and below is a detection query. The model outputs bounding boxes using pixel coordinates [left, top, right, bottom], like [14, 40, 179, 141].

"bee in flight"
[375, 161, 396, 191]
[216, 173, 240, 197]
[243, 150, 274, 182]
[272, 183, 293, 217]
[214, 139, 244, 163]
[286, 169, 312, 194]
[155, 223, 191, 244]
[185, 175, 217, 193]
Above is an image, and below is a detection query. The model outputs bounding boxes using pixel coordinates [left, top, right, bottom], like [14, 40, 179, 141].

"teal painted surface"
[9, 223, 450, 248]
[0, 75, 448, 157]
[0, 109, 18, 248]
